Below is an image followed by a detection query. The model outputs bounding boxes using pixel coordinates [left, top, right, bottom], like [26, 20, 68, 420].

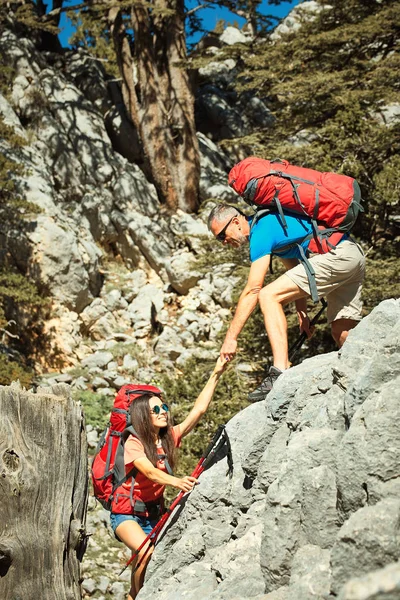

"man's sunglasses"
[150, 403, 169, 415]
[215, 216, 235, 242]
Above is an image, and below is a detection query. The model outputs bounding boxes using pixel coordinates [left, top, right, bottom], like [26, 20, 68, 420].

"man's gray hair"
[207, 204, 243, 231]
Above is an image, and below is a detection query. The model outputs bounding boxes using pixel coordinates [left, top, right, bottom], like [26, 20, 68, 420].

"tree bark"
[0, 382, 88, 599]
[108, 1, 200, 213]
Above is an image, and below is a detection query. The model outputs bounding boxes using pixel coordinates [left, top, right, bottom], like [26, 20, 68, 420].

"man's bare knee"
[258, 285, 283, 312]
[259, 285, 274, 304]
[331, 318, 358, 348]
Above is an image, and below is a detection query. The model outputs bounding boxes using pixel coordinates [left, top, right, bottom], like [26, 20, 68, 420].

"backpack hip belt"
[133, 498, 165, 519]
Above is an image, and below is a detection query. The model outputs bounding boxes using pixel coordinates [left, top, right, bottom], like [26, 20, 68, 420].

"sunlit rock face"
[138, 300, 400, 600]
[0, 27, 240, 364]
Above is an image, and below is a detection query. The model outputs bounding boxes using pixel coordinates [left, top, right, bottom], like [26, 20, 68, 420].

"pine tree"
[222, 0, 399, 251]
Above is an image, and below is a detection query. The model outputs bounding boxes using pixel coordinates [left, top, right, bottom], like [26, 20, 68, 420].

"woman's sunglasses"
[150, 403, 169, 415]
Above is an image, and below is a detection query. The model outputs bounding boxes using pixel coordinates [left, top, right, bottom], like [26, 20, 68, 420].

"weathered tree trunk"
[108, 0, 200, 213]
[0, 382, 88, 600]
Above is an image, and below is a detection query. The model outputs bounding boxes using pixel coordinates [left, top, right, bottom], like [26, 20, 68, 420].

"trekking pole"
[288, 297, 327, 363]
[119, 427, 228, 576]
[119, 425, 229, 577]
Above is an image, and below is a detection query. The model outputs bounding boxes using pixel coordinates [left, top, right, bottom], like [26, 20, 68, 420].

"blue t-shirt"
[249, 213, 313, 262]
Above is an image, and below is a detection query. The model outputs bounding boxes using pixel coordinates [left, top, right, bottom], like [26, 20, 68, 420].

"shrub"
[73, 389, 114, 430]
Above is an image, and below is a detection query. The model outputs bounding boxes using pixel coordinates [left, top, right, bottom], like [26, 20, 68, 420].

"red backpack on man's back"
[228, 157, 363, 253]
[91, 383, 163, 514]
[228, 157, 363, 301]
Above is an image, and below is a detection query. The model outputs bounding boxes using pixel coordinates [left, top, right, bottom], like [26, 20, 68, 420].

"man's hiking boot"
[248, 366, 283, 403]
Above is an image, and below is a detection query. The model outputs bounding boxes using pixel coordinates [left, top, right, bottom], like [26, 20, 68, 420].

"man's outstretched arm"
[220, 255, 271, 361]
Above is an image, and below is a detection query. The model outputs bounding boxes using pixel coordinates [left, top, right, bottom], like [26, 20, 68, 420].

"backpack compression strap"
[107, 426, 140, 509]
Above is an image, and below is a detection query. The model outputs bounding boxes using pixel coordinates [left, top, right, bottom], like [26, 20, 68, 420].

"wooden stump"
[0, 382, 88, 599]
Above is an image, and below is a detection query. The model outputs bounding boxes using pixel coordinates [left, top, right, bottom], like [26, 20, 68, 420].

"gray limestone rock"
[0, 92, 27, 139]
[153, 326, 186, 360]
[219, 26, 251, 46]
[330, 498, 400, 595]
[103, 289, 128, 312]
[89, 312, 120, 341]
[198, 133, 237, 202]
[127, 284, 164, 330]
[207, 525, 266, 598]
[197, 86, 247, 140]
[27, 214, 102, 313]
[373, 103, 400, 127]
[199, 58, 237, 86]
[343, 316, 400, 419]
[300, 464, 340, 548]
[287, 545, 331, 600]
[336, 376, 400, 517]
[166, 250, 202, 295]
[339, 299, 400, 375]
[270, 1, 328, 41]
[337, 561, 400, 600]
[81, 351, 114, 369]
[82, 578, 96, 594]
[122, 355, 139, 372]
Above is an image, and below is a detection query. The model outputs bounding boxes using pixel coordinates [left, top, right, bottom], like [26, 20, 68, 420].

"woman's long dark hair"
[129, 394, 177, 471]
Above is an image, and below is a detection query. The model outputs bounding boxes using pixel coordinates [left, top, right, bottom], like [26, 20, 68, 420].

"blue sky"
[58, 0, 300, 48]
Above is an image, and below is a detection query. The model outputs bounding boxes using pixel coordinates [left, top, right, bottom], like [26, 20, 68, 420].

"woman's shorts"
[110, 512, 159, 537]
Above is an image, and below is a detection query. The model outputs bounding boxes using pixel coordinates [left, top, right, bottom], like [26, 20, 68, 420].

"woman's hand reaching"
[174, 475, 199, 493]
[175, 354, 229, 439]
[212, 355, 229, 377]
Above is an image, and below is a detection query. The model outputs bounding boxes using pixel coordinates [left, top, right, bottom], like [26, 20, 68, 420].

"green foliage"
[68, 9, 120, 78]
[221, 0, 400, 254]
[0, 352, 33, 386]
[361, 255, 399, 314]
[0, 0, 59, 35]
[0, 49, 17, 99]
[0, 118, 38, 222]
[109, 342, 149, 368]
[0, 269, 47, 324]
[74, 389, 114, 430]
[0, 267, 51, 385]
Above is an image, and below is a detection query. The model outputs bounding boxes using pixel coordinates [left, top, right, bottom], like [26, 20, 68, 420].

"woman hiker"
[110, 356, 228, 599]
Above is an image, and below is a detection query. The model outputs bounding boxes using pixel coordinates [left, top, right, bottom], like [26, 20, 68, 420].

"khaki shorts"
[285, 239, 365, 324]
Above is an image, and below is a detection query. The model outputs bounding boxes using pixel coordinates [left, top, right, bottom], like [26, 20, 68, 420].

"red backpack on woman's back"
[91, 384, 163, 514]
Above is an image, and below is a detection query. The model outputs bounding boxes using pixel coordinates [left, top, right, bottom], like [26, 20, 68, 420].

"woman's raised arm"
[176, 356, 228, 439]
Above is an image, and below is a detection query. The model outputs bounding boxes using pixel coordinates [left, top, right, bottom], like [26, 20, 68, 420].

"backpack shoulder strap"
[158, 453, 174, 476]
[250, 208, 271, 231]
[112, 425, 139, 484]
[123, 425, 139, 440]
[274, 236, 319, 303]
[110, 434, 139, 503]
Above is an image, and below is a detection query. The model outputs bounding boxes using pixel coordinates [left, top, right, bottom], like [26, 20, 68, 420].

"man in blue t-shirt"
[208, 203, 365, 401]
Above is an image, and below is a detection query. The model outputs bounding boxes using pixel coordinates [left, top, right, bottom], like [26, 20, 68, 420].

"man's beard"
[235, 233, 248, 247]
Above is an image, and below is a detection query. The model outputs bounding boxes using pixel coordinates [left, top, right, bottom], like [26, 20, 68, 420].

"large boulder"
[137, 300, 400, 600]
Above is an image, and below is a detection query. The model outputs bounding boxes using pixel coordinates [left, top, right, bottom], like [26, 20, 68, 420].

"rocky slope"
[135, 299, 400, 600]
[0, 24, 243, 384]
